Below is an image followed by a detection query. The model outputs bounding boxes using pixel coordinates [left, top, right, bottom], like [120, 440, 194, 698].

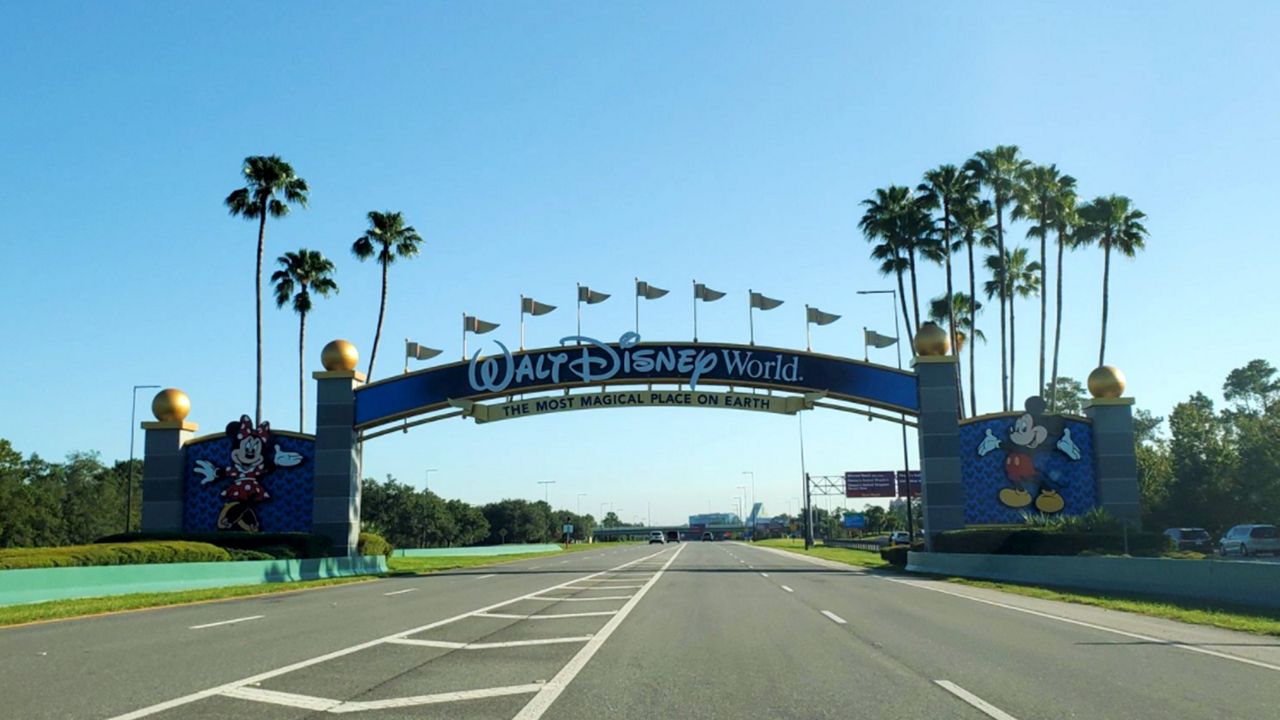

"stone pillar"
[140, 389, 197, 533]
[312, 340, 365, 556]
[1084, 397, 1140, 526]
[913, 355, 965, 547]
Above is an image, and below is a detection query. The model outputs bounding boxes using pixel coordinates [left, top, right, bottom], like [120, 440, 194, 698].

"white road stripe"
[934, 680, 1019, 720]
[188, 615, 264, 630]
[885, 578, 1280, 673]
[383, 588, 416, 596]
[467, 636, 592, 650]
[781, 585, 794, 593]
[513, 545, 685, 720]
[759, 572, 769, 578]
[565, 584, 643, 590]
[475, 611, 618, 620]
[386, 638, 467, 649]
[821, 610, 848, 625]
[220, 687, 339, 711]
[529, 595, 633, 602]
[106, 548, 669, 720]
[330, 684, 544, 713]
[475, 574, 496, 580]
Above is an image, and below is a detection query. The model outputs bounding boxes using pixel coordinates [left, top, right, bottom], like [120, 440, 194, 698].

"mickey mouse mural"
[193, 415, 304, 531]
[977, 396, 1082, 513]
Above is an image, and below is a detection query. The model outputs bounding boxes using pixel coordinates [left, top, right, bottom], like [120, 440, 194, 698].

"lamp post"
[857, 288, 915, 543]
[537, 480, 555, 505]
[577, 493, 587, 516]
[127, 384, 160, 534]
[742, 471, 755, 539]
[424, 468, 438, 493]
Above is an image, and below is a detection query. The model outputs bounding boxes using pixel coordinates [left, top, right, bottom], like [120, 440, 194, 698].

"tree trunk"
[967, 237, 978, 417]
[895, 263, 911, 345]
[907, 247, 921, 337]
[298, 306, 307, 432]
[368, 261, 389, 379]
[1010, 286, 1017, 406]
[942, 209, 962, 417]
[255, 202, 268, 424]
[1100, 238, 1112, 366]
[1050, 232, 1066, 410]
[996, 201, 1009, 411]
[1038, 207, 1048, 396]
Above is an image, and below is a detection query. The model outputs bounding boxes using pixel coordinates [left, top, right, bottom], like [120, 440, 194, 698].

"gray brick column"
[913, 356, 964, 548]
[1084, 398, 1141, 526]
[139, 420, 198, 532]
[312, 369, 364, 556]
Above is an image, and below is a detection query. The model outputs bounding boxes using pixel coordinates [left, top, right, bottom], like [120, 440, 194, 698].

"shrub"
[933, 528, 1170, 556]
[357, 532, 393, 558]
[256, 545, 298, 560]
[880, 542, 924, 567]
[227, 548, 275, 561]
[0, 541, 231, 569]
[96, 532, 331, 558]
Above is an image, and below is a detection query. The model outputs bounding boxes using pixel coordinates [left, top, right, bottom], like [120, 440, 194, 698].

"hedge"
[931, 528, 1170, 556]
[357, 532, 393, 558]
[0, 541, 231, 569]
[881, 542, 925, 567]
[96, 531, 331, 558]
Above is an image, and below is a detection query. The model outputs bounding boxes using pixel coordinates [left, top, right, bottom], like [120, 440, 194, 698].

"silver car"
[1218, 524, 1280, 557]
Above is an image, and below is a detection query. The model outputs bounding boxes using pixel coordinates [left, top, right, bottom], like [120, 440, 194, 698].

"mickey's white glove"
[977, 428, 1001, 456]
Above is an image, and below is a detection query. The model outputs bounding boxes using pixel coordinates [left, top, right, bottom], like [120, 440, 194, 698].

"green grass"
[0, 542, 632, 628]
[752, 538, 892, 570]
[942, 577, 1280, 637]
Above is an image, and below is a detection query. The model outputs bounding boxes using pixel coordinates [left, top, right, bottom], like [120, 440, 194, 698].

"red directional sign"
[844, 471, 896, 498]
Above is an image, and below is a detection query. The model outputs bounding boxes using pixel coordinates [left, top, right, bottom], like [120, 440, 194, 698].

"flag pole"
[634, 277, 640, 335]
[462, 312, 467, 361]
[805, 305, 811, 352]
[520, 295, 526, 351]
[692, 279, 699, 343]
[576, 283, 582, 343]
[748, 289, 755, 346]
[863, 326, 869, 362]
[404, 337, 409, 374]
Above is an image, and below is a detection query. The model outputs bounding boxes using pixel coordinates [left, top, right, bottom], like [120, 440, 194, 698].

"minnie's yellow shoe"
[1035, 490, 1065, 514]
[998, 487, 1033, 508]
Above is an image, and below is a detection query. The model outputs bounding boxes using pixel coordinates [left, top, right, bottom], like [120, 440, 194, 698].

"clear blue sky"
[2, 2, 1277, 525]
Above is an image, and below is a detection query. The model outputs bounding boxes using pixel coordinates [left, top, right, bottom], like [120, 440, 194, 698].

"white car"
[648, 531, 666, 545]
[1219, 524, 1280, 556]
[887, 531, 911, 546]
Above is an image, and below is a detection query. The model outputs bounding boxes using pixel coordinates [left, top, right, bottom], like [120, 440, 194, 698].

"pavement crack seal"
[511, 545, 686, 720]
[105, 548, 670, 720]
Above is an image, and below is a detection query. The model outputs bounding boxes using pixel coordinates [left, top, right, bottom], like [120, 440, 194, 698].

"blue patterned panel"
[182, 434, 315, 532]
[958, 416, 1097, 525]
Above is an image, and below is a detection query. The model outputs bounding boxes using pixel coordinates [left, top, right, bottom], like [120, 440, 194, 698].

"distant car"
[1163, 527, 1214, 553]
[648, 531, 666, 545]
[701, 532, 715, 541]
[888, 531, 911, 546]
[665, 530, 681, 543]
[1219, 524, 1280, 557]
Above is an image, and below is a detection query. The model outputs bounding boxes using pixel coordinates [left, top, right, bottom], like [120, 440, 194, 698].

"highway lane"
[4, 541, 1280, 719]
[0, 544, 656, 720]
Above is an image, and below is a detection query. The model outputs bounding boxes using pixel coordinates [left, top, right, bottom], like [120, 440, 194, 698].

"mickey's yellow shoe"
[1035, 490, 1065, 514]
[998, 487, 1033, 508]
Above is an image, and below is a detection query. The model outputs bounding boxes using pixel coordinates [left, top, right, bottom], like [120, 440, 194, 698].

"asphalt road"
[3, 542, 1279, 719]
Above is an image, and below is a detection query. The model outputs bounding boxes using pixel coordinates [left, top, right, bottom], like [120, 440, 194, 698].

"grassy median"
[751, 538, 892, 569]
[0, 542, 633, 628]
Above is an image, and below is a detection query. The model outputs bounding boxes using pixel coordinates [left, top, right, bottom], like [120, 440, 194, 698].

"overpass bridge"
[591, 524, 747, 540]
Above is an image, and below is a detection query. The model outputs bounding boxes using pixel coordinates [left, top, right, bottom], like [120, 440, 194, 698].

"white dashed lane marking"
[383, 589, 416, 596]
[934, 681, 1019, 720]
[821, 610, 848, 625]
[189, 615, 264, 630]
[781, 585, 794, 593]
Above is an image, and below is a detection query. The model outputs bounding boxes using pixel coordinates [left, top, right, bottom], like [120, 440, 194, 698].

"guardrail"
[822, 538, 886, 552]
[0, 555, 387, 607]
[393, 544, 562, 558]
[907, 551, 1280, 610]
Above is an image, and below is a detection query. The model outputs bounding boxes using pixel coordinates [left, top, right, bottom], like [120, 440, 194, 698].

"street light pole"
[537, 480, 555, 505]
[127, 384, 160, 534]
[424, 468, 438, 493]
[577, 493, 586, 516]
[858, 289, 915, 543]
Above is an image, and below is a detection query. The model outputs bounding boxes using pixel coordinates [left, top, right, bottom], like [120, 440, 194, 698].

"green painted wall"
[393, 544, 562, 558]
[0, 555, 387, 607]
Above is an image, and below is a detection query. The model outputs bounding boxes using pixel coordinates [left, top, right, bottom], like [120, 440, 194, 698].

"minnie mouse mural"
[193, 415, 303, 531]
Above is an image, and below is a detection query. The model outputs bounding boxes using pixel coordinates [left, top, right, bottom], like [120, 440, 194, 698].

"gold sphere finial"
[321, 339, 359, 372]
[152, 388, 191, 422]
[913, 321, 951, 357]
[1088, 365, 1127, 398]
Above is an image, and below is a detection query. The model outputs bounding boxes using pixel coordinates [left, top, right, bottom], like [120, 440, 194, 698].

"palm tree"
[859, 186, 915, 336]
[918, 165, 978, 362]
[225, 156, 309, 424]
[953, 194, 993, 416]
[965, 146, 1030, 410]
[1047, 178, 1079, 411]
[1013, 164, 1076, 398]
[900, 196, 940, 334]
[984, 248, 1041, 405]
[271, 250, 338, 431]
[1076, 195, 1148, 366]
[353, 211, 424, 379]
[929, 292, 985, 415]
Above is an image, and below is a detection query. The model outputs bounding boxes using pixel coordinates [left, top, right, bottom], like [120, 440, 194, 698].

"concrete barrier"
[907, 552, 1280, 609]
[393, 544, 562, 558]
[0, 555, 387, 607]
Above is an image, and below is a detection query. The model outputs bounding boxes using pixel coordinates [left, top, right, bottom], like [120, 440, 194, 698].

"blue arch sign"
[354, 333, 918, 430]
